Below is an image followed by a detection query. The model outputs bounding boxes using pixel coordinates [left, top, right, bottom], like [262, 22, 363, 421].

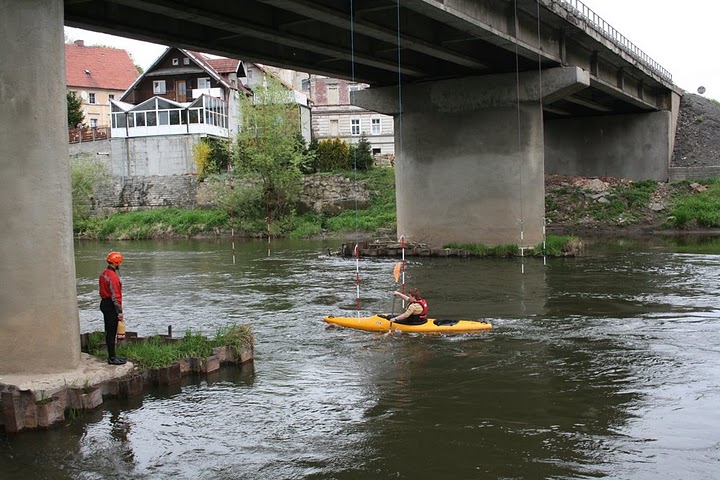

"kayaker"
[99, 251, 127, 365]
[389, 288, 428, 325]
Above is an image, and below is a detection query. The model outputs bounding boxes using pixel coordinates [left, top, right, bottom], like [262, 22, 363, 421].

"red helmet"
[106, 251, 123, 266]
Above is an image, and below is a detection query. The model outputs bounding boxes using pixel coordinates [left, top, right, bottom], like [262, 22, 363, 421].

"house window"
[197, 78, 211, 89]
[108, 94, 115, 100]
[301, 78, 309, 91]
[88, 92, 96, 104]
[183, 57, 190, 65]
[371, 118, 381, 135]
[351, 118, 360, 136]
[172, 58, 179, 65]
[153, 80, 166, 94]
[89, 118, 98, 128]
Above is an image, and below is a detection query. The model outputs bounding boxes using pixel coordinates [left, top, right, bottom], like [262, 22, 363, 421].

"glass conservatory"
[110, 95, 228, 138]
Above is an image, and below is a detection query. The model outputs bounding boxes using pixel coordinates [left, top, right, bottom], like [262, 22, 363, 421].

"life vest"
[410, 299, 428, 321]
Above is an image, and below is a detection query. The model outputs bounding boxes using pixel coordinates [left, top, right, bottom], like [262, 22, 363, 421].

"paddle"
[388, 261, 402, 332]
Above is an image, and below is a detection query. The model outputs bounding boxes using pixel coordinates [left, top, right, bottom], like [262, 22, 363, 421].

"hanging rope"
[536, 1, 547, 267]
[227, 139, 236, 264]
[261, 90, 272, 257]
[400, 235, 406, 307]
[513, 0, 525, 274]
[395, 0, 404, 176]
[349, 0, 362, 315]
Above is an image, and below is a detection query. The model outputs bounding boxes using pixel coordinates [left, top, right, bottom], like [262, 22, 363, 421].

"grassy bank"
[75, 167, 396, 240]
[75, 173, 720, 247]
[666, 179, 720, 228]
[546, 176, 720, 230]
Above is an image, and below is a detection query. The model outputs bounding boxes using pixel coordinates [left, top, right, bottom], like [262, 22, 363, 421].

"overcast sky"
[64, 0, 718, 99]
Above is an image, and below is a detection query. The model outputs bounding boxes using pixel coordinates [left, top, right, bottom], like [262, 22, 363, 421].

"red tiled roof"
[65, 42, 139, 91]
[206, 58, 240, 74]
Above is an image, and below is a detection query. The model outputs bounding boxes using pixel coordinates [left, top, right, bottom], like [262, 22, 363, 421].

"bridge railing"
[559, 0, 672, 82]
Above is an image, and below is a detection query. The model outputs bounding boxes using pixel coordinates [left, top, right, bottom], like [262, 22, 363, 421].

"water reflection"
[2, 238, 720, 479]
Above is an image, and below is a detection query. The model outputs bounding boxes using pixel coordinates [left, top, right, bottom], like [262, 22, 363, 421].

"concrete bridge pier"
[0, 0, 81, 374]
[353, 67, 590, 247]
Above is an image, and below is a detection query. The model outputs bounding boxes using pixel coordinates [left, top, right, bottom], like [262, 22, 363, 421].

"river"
[2, 237, 720, 479]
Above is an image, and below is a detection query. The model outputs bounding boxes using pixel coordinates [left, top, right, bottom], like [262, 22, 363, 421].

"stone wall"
[91, 173, 371, 216]
[91, 175, 199, 215]
[297, 173, 370, 215]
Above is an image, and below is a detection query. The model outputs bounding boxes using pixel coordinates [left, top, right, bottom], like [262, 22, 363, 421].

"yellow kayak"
[323, 314, 492, 334]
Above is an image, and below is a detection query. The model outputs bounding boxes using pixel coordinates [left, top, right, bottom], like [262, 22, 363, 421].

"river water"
[2, 237, 720, 479]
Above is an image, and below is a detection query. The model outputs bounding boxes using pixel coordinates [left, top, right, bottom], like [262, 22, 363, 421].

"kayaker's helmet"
[106, 251, 123, 267]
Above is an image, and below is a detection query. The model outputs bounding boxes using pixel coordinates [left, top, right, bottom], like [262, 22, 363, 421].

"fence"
[69, 126, 110, 143]
[558, 0, 672, 82]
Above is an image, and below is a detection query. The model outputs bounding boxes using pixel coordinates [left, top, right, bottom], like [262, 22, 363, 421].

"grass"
[546, 179, 657, 225]
[443, 235, 579, 257]
[666, 179, 720, 228]
[88, 325, 253, 369]
[307, 167, 397, 235]
[75, 208, 229, 240]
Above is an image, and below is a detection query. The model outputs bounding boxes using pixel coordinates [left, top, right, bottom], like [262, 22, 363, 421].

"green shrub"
[315, 138, 351, 171]
[71, 153, 110, 224]
[194, 137, 230, 179]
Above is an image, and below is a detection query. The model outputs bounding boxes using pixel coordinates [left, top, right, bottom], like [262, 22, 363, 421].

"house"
[65, 40, 139, 129]
[108, 48, 251, 176]
[309, 76, 395, 156]
[107, 48, 312, 177]
[245, 65, 395, 156]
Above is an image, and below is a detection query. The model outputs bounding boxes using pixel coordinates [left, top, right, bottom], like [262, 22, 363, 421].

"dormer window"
[172, 58, 179, 66]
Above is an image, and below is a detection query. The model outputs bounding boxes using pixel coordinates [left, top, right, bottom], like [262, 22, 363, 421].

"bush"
[194, 137, 230, 179]
[315, 138, 351, 171]
[71, 153, 109, 223]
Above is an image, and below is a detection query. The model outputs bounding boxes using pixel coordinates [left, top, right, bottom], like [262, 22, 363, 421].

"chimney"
[74, 40, 85, 47]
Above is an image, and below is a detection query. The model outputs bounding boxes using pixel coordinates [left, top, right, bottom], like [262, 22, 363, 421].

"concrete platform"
[0, 353, 134, 401]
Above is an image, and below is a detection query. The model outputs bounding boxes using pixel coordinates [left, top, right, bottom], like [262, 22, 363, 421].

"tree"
[351, 133, 374, 170]
[67, 92, 85, 128]
[232, 77, 308, 223]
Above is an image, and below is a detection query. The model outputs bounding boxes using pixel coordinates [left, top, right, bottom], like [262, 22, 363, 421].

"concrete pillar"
[0, 0, 81, 374]
[353, 67, 589, 247]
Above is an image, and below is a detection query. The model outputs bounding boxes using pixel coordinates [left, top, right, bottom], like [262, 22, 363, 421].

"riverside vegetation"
[71, 156, 720, 256]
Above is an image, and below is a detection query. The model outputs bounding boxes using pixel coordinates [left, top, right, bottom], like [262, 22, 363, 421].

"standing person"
[388, 288, 428, 325]
[99, 251, 127, 365]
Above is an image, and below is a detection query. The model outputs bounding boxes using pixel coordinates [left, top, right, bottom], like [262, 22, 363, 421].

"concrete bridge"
[0, 0, 679, 374]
